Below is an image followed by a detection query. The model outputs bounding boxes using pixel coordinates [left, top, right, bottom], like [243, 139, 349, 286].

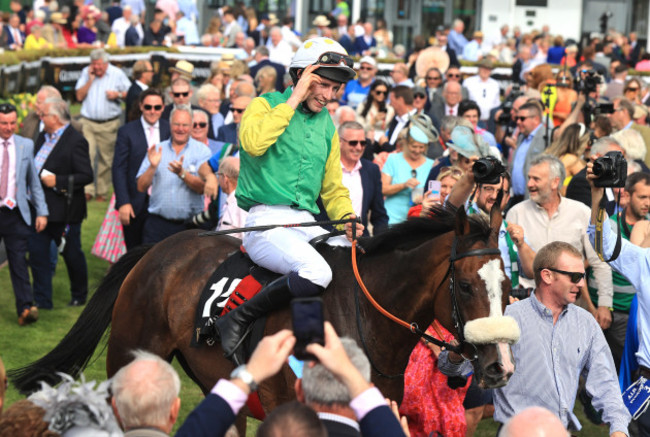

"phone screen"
[291, 297, 325, 361]
[428, 180, 441, 199]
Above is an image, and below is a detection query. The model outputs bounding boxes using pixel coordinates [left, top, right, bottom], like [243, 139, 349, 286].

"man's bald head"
[499, 407, 569, 437]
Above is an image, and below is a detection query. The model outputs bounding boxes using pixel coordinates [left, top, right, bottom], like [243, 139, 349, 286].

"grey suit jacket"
[12, 134, 48, 224]
[511, 125, 547, 198]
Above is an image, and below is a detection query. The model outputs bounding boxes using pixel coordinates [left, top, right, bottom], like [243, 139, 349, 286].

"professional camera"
[576, 69, 602, 95]
[497, 83, 522, 125]
[473, 156, 506, 185]
[592, 151, 627, 188]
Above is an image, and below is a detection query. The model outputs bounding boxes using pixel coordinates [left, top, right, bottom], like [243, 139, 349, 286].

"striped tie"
[34, 132, 58, 173]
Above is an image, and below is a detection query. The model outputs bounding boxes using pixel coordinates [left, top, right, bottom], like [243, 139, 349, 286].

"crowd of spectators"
[5, 0, 650, 435]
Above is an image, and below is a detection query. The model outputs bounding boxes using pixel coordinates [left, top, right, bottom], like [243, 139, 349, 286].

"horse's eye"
[458, 281, 473, 295]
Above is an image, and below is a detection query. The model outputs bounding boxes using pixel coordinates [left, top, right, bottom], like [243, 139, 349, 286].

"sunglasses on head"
[230, 107, 245, 114]
[316, 52, 354, 69]
[193, 122, 207, 128]
[173, 92, 189, 98]
[541, 267, 586, 284]
[342, 138, 366, 147]
[143, 104, 163, 111]
[0, 103, 16, 114]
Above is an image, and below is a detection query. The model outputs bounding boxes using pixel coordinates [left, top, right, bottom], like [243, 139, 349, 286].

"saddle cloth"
[191, 250, 278, 349]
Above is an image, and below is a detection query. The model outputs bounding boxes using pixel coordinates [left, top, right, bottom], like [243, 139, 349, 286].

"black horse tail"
[9, 244, 154, 394]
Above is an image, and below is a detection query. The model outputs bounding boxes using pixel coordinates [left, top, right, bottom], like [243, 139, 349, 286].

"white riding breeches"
[242, 205, 349, 288]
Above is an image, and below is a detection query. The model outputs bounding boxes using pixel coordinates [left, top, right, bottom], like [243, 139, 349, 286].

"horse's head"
[447, 204, 519, 389]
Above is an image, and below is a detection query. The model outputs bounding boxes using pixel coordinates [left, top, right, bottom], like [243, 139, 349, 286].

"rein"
[350, 234, 501, 377]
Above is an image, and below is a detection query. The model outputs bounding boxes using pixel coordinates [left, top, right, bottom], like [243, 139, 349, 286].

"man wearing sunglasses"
[215, 37, 364, 363]
[509, 101, 545, 207]
[589, 164, 650, 435]
[492, 241, 629, 435]
[215, 96, 252, 145]
[113, 88, 170, 250]
[340, 56, 376, 109]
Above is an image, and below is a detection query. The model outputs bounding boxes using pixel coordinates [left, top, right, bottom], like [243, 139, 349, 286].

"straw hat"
[312, 15, 331, 27]
[50, 12, 66, 24]
[169, 60, 194, 79]
[415, 46, 450, 78]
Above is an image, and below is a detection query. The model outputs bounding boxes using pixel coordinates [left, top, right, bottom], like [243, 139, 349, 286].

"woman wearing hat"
[381, 124, 434, 224]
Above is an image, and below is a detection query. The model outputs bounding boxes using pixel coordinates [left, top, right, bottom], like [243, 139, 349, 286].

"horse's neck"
[324, 236, 453, 375]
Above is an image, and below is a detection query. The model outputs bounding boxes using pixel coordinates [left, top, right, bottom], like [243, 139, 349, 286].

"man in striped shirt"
[492, 241, 629, 435]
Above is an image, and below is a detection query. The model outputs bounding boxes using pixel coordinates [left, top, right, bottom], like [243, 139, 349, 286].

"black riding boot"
[215, 274, 293, 364]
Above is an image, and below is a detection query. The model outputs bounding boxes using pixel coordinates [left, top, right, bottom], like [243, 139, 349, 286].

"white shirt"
[136, 80, 148, 91]
[267, 39, 294, 68]
[140, 117, 160, 148]
[389, 108, 417, 146]
[111, 16, 130, 47]
[444, 103, 459, 116]
[218, 190, 248, 239]
[0, 136, 16, 207]
[281, 25, 301, 49]
[463, 75, 501, 121]
[341, 160, 363, 217]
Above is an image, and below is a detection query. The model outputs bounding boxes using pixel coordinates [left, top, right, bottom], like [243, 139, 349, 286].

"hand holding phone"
[291, 297, 325, 361]
[428, 180, 441, 200]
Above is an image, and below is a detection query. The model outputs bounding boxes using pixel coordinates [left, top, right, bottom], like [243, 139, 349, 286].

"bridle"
[351, 233, 501, 379]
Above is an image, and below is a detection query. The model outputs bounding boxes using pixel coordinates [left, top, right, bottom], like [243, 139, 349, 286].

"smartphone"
[291, 297, 325, 361]
[428, 180, 441, 199]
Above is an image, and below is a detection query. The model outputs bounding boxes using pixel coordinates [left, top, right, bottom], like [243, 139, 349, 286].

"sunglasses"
[316, 51, 354, 69]
[515, 115, 533, 122]
[541, 267, 586, 284]
[143, 104, 163, 111]
[447, 73, 461, 78]
[0, 103, 16, 114]
[414, 93, 426, 99]
[439, 166, 464, 177]
[359, 66, 374, 70]
[193, 122, 208, 128]
[375, 90, 387, 95]
[626, 87, 639, 92]
[173, 92, 189, 98]
[230, 107, 245, 114]
[426, 76, 441, 81]
[342, 138, 366, 147]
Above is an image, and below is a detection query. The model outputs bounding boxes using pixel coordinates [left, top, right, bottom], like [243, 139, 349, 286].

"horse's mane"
[359, 205, 493, 255]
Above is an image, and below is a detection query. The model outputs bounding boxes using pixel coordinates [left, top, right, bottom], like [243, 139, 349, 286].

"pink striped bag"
[91, 194, 127, 263]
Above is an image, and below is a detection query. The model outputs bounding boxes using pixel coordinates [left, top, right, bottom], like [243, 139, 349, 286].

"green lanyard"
[503, 221, 519, 288]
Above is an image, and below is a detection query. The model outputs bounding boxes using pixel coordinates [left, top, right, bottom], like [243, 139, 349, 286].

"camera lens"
[592, 158, 612, 177]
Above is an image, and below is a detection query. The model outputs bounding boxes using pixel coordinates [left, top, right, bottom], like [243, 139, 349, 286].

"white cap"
[359, 56, 377, 67]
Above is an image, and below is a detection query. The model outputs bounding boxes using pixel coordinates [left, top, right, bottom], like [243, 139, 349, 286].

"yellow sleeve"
[321, 132, 354, 227]
[239, 97, 295, 157]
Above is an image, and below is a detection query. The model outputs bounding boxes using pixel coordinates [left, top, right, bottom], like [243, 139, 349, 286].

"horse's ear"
[489, 189, 504, 236]
[454, 205, 470, 236]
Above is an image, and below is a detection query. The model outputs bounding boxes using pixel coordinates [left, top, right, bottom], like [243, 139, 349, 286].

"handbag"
[91, 194, 126, 263]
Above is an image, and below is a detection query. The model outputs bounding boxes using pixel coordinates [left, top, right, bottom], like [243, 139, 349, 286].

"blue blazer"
[353, 36, 376, 56]
[112, 118, 171, 216]
[215, 122, 237, 145]
[175, 392, 406, 437]
[12, 135, 48, 225]
[5, 25, 24, 48]
[359, 159, 388, 236]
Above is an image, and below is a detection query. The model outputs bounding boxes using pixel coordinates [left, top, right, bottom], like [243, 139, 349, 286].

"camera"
[510, 288, 533, 300]
[497, 83, 522, 125]
[593, 151, 627, 188]
[473, 156, 506, 185]
[577, 69, 602, 95]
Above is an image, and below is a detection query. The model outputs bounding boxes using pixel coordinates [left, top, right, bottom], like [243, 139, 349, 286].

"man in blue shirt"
[341, 56, 376, 109]
[136, 105, 211, 244]
[509, 102, 545, 207]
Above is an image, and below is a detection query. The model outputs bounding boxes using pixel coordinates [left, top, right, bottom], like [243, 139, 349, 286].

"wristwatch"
[230, 365, 258, 392]
[179, 170, 186, 180]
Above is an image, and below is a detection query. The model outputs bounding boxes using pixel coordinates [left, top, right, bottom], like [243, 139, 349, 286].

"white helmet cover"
[289, 37, 356, 83]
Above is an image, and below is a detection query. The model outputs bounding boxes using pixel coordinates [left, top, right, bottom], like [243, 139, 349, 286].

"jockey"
[215, 37, 365, 361]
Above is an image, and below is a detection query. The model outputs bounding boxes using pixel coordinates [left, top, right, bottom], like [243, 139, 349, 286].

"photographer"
[448, 160, 535, 288]
[588, 158, 650, 434]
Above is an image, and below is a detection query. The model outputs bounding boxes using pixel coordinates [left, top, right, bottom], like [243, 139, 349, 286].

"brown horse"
[10, 205, 518, 415]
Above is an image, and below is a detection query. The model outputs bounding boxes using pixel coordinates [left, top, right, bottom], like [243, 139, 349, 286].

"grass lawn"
[0, 198, 610, 436]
